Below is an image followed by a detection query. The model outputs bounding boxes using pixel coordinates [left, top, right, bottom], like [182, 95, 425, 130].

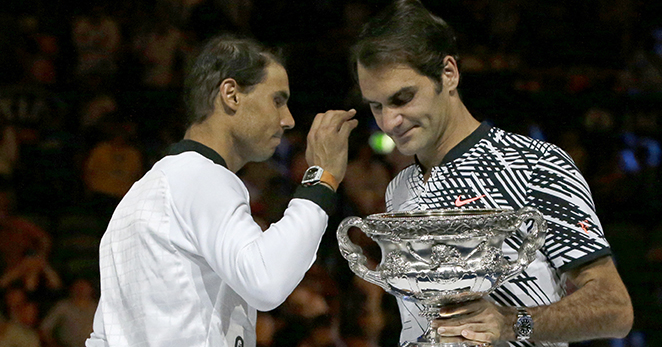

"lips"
[391, 126, 416, 140]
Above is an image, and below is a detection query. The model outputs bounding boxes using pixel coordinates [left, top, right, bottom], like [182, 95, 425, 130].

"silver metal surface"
[337, 207, 547, 347]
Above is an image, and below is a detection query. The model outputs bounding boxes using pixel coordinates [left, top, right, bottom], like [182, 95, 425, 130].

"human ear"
[442, 56, 460, 91]
[218, 78, 239, 113]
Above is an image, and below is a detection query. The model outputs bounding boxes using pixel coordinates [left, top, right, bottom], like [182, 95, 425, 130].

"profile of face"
[231, 63, 294, 163]
[357, 59, 456, 159]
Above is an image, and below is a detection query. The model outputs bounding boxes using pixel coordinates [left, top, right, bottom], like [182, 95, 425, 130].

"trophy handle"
[336, 216, 389, 290]
[503, 207, 547, 282]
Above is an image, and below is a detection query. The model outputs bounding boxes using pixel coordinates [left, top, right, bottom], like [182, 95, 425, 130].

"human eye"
[369, 102, 382, 113]
[274, 95, 288, 108]
[391, 91, 414, 107]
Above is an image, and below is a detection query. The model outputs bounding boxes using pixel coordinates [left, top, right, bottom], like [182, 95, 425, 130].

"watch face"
[516, 316, 533, 337]
[302, 166, 323, 184]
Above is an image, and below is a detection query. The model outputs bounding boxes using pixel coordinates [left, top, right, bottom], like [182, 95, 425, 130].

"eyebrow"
[362, 86, 417, 104]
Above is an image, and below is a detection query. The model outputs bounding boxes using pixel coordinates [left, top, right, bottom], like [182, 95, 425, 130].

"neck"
[419, 99, 480, 175]
[184, 115, 244, 173]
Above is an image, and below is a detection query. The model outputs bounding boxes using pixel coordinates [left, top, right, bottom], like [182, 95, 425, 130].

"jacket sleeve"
[174, 168, 335, 311]
[85, 303, 109, 347]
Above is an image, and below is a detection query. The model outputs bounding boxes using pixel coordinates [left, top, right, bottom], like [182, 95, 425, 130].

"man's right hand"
[305, 109, 359, 185]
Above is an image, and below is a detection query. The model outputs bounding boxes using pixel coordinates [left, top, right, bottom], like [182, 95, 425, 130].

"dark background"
[0, 0, 661, 346]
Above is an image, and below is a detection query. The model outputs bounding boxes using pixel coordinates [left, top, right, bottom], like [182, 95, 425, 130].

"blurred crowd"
[0, 0, 660, 346]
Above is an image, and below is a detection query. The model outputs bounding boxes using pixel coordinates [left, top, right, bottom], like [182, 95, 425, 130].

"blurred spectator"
[72, 5, 121, 85]
[0, 2, 659, 346]
[557, 129, 589, 173]
[343, 142, 390, 217]
[39, 278, 97, 347]
[0, 121, 18, 182]
[0, 14, 25, 86]
[256, 312, 277, 347]
[0, 286, 41, 347]
[2, 287, 29, 323]
[339, 276, 386, 347]
[18, 16, 59, 87]
[82, 112, 143, 220]
[186, 0, 248, 42]
[619, 29, 662, 94]
[0, 184, 61, 292]
[50, 209, 105, 284]
[0, 317, 41, 346]
[267, 264, 345, 347]
[238, 160, 291, 226]
[131, 3, 187, 89]
[79, 93, 118, 133]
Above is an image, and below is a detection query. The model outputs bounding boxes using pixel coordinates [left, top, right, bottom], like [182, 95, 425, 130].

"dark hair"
[184, 34, 283, 125]
[351, 0, 459, 88]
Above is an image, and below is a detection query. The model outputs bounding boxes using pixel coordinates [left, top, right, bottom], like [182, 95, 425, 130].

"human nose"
[281, 106, 295, 130]
[380, 107, 403, 133]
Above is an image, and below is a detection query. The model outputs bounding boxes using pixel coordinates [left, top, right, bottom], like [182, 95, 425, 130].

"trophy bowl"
[337, 207, 546, 347]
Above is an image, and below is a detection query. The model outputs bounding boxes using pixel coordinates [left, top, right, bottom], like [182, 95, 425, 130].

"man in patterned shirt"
[351, 0, 633, 346]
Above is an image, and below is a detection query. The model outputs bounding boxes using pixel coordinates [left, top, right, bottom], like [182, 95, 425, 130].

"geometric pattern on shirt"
[385, 125, 610, 347]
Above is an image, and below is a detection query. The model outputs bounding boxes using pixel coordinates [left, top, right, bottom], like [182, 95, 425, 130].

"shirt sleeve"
[526, 144, 611, 272]
[170, 166, 332, 311]
[85, 303, 109, 347]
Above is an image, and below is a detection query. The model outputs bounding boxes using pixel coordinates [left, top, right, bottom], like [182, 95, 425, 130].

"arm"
[526, 255, 633, 341]
[437, 255, 633, 343]
[183, 110, 357, 311]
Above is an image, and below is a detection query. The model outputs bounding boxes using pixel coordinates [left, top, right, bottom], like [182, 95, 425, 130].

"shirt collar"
[166, 139, 228, 168]
[415, 121, 492, 168]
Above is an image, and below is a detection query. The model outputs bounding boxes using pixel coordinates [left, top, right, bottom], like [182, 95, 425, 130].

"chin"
[394, 141, 419, 157]
[257, 149, 278, 162]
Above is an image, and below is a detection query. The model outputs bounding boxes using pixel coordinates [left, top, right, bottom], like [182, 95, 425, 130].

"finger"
[335, 109, 357, 131]
[437, 324, 495, 343]
[460, 329, 495, 344]
[439, 299, 483, 317]
[338, 118, 359, 137]
[436, 325, 465, 338]
[308, 112, 325, 136]
[319, 109, 356, 131]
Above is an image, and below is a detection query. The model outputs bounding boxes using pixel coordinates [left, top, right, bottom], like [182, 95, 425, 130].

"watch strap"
[302, 166, 339, 191]
[514, 307, 533, 341]
[318, 170, 338, 192]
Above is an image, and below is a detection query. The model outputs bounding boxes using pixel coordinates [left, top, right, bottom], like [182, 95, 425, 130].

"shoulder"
[153, 151, 247, 200]
[486, 127, 555, 156]
[484, 127, 580, 169]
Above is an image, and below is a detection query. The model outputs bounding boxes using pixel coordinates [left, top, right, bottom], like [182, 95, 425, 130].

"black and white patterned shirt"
[386, 122, 611, 347]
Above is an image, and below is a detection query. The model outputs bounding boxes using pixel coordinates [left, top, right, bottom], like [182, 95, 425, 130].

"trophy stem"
[399, 304, 491, 347]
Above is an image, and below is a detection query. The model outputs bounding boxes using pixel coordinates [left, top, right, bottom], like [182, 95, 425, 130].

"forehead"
[357, 63, 432, 100]
[256, 63, 289, 92]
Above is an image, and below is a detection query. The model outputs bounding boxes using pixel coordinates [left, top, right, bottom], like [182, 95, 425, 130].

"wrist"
[302, 166, 339, 191]
[513, 307, 534, 341]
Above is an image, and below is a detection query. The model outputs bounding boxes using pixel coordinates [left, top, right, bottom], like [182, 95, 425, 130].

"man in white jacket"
[86, 35, 358, 347]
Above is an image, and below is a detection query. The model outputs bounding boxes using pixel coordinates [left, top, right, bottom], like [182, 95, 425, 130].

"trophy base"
[401, 342, 491, 347]
[401, 337, 491, 347]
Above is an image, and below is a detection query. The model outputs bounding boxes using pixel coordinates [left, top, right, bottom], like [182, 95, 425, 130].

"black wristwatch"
[513, 307, 533, 341]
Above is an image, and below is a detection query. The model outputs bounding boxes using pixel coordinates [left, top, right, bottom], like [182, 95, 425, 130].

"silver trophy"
[337, 207, 546, 347]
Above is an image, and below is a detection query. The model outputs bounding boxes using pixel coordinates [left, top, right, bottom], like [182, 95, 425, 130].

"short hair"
[351, 0, 459, 88]
[184, 35, 283, 125]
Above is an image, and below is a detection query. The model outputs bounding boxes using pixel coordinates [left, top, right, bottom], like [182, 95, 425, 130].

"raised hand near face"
[305, 109, 359, 188]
